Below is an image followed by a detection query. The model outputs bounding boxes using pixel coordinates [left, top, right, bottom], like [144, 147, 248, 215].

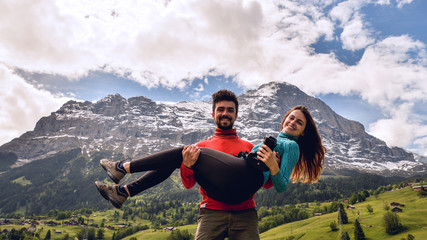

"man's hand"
[182, 145, 201, 169]
[257, 144, 280, 175]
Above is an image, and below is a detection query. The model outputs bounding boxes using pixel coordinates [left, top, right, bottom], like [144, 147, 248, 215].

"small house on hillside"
[0, 219, 13, 225]
[413, 185, 427, 191]
[63, 220, 78, 226]
[164, 227, 177, 232]
[44, 221, 59, 226]
[407, 182, 420, 186]
[392, 207, 403, 212]
[347, 205, 355, 209]
[105, 225, 116, 230]
[390, 202, 405, 207]
[117, 224, 127, 229]
[28, 225, 37, 232]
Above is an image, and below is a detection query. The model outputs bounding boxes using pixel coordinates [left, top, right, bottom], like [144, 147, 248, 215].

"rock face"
[0, 82, 424, 176]
[237, 83, 421, 175]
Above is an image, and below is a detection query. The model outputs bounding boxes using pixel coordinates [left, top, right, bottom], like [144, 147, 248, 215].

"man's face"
[212, 100, 237, 130]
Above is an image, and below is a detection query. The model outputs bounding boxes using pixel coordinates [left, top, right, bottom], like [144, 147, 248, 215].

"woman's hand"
[182, 145, 201, 169]
[257, 144, 280, 175]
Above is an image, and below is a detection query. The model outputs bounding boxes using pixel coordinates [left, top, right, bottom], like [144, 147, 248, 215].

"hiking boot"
[95, 181, 127, 209]
[100, 159, 126, 184]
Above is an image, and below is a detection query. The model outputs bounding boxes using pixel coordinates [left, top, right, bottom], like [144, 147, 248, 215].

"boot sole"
[94, 181, 123, 209]
[95, 181, 110, 201]
[100, 161, 121, 184]
[108, 196, 123, 209]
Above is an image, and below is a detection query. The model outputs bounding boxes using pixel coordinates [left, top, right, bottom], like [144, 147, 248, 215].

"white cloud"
[340, 16, 375, 50]
[351, 36, 427, 154]
[195, 83, 204, 92]
[368, 102, 427, 156]
[355, 36, 426, 106]
[413, 136, 427, 156]
[329, 0, 363, 25]
[0, 1, 98, 77]
[298, 35, 426, 105]
[0, 64, 71, 145]
[375, 0, 391, 5]
[396, 0, 413, 8]
[367, 103, 414, 147]
[0, 0, 426, 155]
[0, 0, 334, 88]
[329, 0, 375, 51]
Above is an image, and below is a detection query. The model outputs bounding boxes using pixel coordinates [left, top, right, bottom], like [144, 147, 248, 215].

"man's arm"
[180, 145, 200, 189]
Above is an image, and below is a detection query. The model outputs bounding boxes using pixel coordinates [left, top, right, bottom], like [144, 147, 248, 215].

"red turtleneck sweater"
[180, 128, 272, 211]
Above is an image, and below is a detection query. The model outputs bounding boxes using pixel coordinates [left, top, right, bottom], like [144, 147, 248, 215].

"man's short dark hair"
[212, 89, 239, 114]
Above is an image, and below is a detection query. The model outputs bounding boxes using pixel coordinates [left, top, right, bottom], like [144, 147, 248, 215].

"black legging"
[126, 147, 264, 205]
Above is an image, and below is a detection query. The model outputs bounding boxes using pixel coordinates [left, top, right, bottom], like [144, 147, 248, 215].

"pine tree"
[88, 228, 96, 240]
[166, 229, 193, 240]
[340, 231, 350, 240]
[354, 219, 366, 240]
[97, 228, 104, 239]
[338, 204, 348, 224]
[44, 230, 51, 240]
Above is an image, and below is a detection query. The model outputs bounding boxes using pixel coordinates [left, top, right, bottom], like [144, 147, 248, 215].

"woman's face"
[281, 110, 307, 137]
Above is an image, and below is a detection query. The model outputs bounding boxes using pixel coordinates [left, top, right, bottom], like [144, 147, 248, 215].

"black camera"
[246, 136, 277, 172]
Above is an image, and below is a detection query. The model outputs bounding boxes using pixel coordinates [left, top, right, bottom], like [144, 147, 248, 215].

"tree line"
[255, 173, 403, 207]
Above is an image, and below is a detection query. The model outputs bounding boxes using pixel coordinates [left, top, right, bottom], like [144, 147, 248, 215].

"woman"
[95, 105, 326, 208]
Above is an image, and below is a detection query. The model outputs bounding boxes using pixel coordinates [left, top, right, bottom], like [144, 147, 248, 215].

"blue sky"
[1, 0, 426, 156]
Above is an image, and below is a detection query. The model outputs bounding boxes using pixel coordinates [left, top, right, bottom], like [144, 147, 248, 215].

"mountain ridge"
[0, 81, 425, 176]
[0, 81, 425, 215]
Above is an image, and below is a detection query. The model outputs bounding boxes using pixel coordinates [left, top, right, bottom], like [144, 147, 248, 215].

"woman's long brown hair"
[280, 105, 326, 183]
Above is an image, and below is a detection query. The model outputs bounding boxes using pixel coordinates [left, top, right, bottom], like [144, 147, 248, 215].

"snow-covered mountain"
[1, 82, 425, 176]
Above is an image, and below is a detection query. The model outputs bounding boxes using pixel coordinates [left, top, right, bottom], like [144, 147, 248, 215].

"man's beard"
[216, 116, 234, 130]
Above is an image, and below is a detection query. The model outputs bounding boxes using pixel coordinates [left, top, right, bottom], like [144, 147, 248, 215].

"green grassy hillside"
[260, 186, 426, 240]
[1, 186, 425, 239]
[121, 225, 198, 240]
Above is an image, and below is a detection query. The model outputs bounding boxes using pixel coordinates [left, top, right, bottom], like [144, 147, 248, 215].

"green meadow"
[1, 186, 425, 239]
[260, 186, 426, 240]
[120, 225, 198, 240]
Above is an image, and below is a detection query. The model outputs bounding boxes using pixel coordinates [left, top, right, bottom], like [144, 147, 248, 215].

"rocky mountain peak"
[57, 100, 93, 113]
[0, 82, 425, 176]
[93, 93, 129, 116]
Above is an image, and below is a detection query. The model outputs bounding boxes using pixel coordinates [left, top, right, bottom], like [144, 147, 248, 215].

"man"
[181, 89, 273, 240]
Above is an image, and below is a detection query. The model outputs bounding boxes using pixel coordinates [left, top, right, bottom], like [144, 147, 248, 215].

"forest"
[1, 176, 426, 240]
